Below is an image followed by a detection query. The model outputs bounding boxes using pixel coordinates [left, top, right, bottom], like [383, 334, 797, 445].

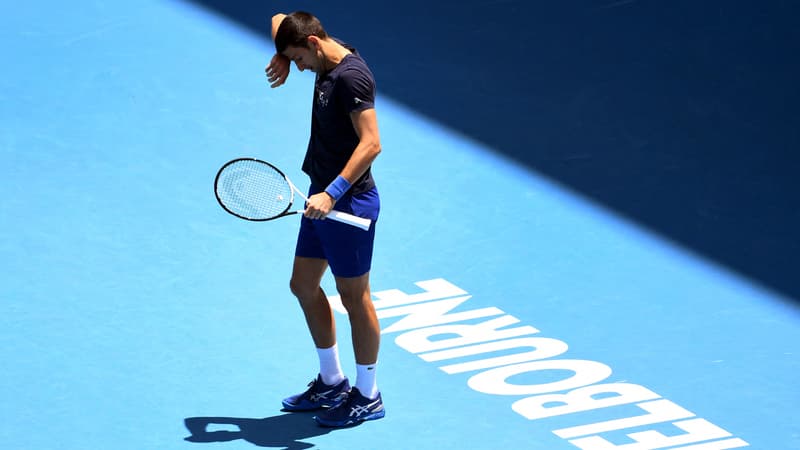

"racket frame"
[214, 157, 372, 231]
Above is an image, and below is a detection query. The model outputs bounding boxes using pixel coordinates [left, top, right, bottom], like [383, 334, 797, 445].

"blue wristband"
[324, 175, 352, 201]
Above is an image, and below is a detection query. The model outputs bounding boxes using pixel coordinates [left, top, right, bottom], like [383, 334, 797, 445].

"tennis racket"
[214, 157, 372, 231]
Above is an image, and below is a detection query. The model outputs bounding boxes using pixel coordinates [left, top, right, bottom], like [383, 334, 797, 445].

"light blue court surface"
[2, 1, 798, 449]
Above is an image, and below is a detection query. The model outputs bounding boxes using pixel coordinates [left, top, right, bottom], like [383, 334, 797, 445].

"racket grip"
[327, 210, 372, 231]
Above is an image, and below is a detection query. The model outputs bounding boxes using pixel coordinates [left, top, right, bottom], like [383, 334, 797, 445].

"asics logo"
[309, 389, 334, 402]
[349, 399, 383, 417]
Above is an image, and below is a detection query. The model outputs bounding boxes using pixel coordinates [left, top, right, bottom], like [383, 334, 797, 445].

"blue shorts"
[295, 185, 380, 278]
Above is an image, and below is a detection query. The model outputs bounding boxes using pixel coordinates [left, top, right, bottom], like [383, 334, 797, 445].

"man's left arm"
[340, 108, 381, 183]
[304, 109, 381, 218]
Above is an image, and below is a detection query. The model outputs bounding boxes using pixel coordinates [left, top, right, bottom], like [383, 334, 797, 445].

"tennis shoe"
[314, 387, 385, 427]
[282, 375, 350, 411]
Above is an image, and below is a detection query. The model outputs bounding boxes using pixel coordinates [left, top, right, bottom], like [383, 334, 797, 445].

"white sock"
[355, 363, 378, 399]
[317, 345, 345, 385]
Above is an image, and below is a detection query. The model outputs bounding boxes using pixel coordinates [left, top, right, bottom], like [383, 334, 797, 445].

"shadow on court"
[183, 0, 800, 302]
[184, 413, 330, 449]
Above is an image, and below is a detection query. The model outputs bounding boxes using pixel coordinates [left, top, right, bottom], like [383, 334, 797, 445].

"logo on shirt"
[317, 89, 329, 107]
[354, 97, 364, 105]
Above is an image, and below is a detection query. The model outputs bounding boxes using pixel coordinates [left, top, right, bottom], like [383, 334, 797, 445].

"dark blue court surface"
[2, 1, 798, 449]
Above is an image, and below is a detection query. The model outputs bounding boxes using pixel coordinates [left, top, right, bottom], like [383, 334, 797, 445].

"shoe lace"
[325, 392, 351, 411]
[300, 379, 320, 398]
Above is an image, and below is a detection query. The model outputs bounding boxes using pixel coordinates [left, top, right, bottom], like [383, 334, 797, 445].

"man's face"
[283, 44, 320, 73]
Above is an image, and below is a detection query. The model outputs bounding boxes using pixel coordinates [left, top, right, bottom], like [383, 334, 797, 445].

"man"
[264, 11, 384, 427]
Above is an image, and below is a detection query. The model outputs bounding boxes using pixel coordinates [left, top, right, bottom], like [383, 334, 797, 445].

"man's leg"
[335, 272, 381, 401]
[334, 272, 380, 366]
[290, 256, 335, 348]
[315, 271, 385, 427]
[282, 256, 350, 412]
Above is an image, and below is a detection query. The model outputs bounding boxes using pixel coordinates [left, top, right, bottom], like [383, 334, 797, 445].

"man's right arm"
[266, 13, 290, 88]
[271, 13, 286, 41]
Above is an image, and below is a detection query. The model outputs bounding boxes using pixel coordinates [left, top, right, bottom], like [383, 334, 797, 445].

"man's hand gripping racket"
[214, 158, 372, 231]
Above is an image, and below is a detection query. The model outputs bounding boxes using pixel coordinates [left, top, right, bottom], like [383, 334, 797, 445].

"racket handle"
[328, 210, 372, 231]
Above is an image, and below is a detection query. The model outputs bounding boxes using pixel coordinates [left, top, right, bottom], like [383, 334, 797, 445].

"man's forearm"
[271, 13, 286, 41]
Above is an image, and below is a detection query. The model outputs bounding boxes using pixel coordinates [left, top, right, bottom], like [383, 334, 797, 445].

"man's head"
[274, 11, 328, 73]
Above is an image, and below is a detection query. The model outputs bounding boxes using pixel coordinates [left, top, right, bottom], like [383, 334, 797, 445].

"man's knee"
[335, 274, 371, 311]
[290, 277, 317, 302]
[290, 257, 328, 301]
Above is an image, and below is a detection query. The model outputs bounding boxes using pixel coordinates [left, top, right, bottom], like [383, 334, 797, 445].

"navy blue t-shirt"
[303, 41, 376, 195]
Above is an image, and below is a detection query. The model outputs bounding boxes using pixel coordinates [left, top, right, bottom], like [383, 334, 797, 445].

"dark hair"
[274, 11, 328, 54]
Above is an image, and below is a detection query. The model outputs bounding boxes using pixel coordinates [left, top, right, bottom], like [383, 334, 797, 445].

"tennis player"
[264, 11, 384, 427]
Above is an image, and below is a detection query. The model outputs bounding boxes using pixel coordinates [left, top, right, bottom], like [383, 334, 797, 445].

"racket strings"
[216, 160, 293, 219]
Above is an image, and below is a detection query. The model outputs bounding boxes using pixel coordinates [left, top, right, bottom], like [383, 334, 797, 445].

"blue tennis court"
[2, 1, 798, 449]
